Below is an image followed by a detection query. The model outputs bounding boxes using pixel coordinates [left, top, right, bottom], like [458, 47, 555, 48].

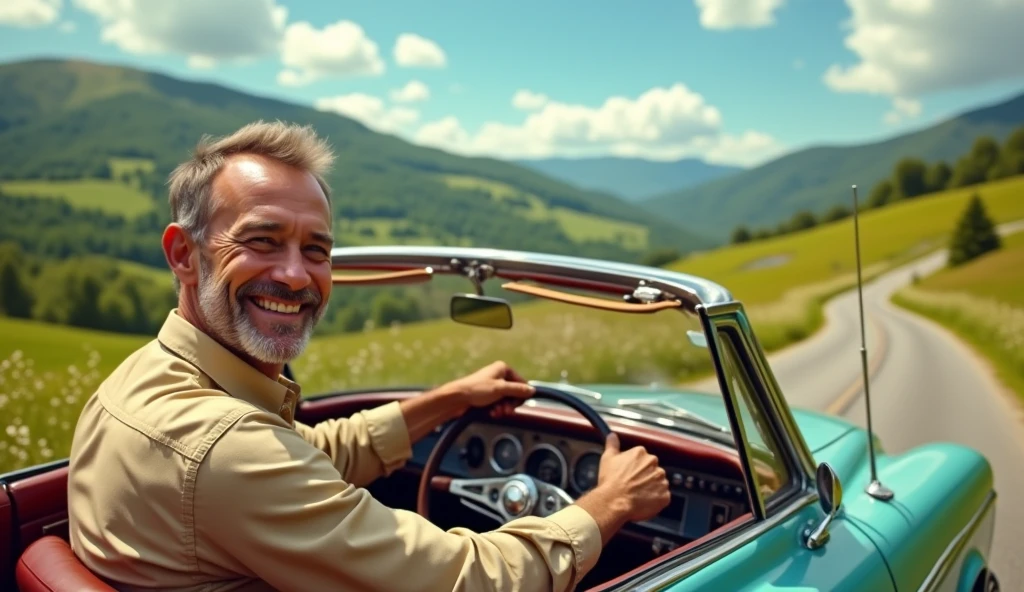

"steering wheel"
[416, 384, 613, 525]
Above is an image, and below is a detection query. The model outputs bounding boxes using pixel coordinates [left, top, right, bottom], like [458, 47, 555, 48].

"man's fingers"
[499, 379, 535, 398]
[604, 432, 620, 456]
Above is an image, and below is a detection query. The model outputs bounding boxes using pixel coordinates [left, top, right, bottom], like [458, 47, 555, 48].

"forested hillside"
[0, 59, 712, 263]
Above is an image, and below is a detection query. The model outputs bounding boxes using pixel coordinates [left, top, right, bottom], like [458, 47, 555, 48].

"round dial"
[462, 435, 485, 469]
[525, 446, 567, 487]
[490, 435, 522, 473]
[572, 452, 601, 492]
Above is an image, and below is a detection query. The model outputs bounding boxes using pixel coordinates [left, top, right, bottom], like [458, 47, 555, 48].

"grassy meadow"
[0, 178, 154, 218]
[3, 175, 1024, 473]
[893, 230, 1024, 401]
[441, 174, 650, 250]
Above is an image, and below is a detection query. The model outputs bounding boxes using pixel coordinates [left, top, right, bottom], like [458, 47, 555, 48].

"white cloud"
[394, 33, 447, 68]
[279, 20, 385, 86]
[883, 96, 922, 125]
[824, 0, 1024, 98]
[0, 0, 60, 28]
[413, 83, 785, 166]
[74, 0, 287, 67]
[416, 116, 471, 149]
[187, 55, 216, 70]
[512, 90, 548, 110]
[390, 80, 430, 103]
[315, 93, 418, 134]
[694, 0, 786, 29]
[57, 20, 75, 32]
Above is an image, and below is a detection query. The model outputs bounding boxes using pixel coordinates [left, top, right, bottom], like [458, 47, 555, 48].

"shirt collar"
[157, 309, 301, 422]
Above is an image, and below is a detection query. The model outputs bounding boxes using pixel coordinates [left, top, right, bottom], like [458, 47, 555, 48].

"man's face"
[194, 154, 333, 364]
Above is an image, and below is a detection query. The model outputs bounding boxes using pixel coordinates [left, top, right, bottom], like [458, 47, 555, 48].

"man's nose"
[270, 247, 313, 292]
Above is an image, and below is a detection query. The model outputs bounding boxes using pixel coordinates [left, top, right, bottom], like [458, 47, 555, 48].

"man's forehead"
[210, 155, 331, 225]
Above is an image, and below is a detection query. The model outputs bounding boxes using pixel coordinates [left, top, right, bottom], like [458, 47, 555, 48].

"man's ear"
[163, 224, 199, 287]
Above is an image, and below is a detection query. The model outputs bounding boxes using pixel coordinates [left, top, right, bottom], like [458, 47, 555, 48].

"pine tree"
[948, 194, 1001, 266]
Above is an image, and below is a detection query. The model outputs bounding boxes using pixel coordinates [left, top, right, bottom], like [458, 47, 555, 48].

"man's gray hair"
[166, 120, 335, 291]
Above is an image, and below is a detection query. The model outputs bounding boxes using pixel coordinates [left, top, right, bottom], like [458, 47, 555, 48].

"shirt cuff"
[363, 401, 413, 473]
[546, 504, 603, 581]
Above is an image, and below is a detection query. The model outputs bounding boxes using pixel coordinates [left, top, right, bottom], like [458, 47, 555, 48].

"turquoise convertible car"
[2, 245, 998, 591]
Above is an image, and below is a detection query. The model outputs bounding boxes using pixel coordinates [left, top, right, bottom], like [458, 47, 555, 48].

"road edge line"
[824, 312, 889, 416]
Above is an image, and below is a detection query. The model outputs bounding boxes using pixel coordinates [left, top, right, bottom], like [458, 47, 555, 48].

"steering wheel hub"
[501, 479, 536, 517]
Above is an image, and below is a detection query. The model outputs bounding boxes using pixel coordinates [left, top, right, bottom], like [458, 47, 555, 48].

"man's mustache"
[236, 280, 322, 307]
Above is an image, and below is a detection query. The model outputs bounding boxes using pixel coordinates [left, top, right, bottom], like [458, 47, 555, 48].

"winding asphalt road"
[765, 220, 1024, 589]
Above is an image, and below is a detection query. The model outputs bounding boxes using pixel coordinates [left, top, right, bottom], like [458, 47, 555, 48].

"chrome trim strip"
[917, 490, 997, 592]
[697, 305, 766, 520]
[703, 303, 818, 487]
[612, 490, 820, 591]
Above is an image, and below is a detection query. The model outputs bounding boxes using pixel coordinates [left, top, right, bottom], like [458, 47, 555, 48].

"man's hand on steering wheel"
[441, 361, 536, 417]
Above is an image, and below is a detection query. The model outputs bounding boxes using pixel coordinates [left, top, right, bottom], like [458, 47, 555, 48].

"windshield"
[289, 274, 722, 400]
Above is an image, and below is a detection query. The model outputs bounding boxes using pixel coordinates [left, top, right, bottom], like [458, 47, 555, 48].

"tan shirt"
[67, 310, 601, 591]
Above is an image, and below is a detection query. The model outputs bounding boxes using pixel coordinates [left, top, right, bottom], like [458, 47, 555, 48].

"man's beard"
[196, 254, 326, 364]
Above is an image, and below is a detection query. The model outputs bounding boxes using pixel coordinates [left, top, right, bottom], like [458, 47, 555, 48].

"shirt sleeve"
[291, 401, 412, 487]
[194, 410, 603, 592]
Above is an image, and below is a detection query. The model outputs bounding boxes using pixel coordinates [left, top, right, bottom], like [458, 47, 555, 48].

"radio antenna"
[851, 184, 893, 502]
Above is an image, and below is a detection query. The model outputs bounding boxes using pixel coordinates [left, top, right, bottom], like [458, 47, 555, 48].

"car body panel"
[661, 501, 897, 592]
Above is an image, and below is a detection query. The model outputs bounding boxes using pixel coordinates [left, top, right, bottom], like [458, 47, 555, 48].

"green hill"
[643, 88, 1024, 240]
[0, 58, 713, 261]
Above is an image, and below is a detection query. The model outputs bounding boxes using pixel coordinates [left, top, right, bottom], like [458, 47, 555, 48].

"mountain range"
[640, 88, 1024, 238]
[2, 57, 1023, 253]
[515, 156, 742, 201]
[0, 58, 714, 263]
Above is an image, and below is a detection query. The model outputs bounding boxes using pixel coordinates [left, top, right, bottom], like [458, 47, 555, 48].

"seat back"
[16, 535, 116, 592]
[8, 465, 70, 548]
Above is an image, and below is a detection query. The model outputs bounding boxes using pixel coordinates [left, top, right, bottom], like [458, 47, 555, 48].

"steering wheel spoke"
[533, 480, 575, 518]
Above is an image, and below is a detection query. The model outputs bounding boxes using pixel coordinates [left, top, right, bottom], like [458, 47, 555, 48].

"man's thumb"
[604, 432, 620, 455]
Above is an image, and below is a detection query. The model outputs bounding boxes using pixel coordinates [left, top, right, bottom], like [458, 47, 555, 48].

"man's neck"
[176, 295, 284, 380]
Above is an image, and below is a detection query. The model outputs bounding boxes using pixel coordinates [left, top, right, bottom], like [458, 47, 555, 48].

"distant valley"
[515, 156, 743, 201]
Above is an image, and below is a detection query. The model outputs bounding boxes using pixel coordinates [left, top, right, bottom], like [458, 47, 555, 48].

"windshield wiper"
[617, 399, 729, 433]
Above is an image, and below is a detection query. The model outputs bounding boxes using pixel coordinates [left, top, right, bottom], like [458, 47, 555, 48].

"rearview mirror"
[450, 294, 513, 330]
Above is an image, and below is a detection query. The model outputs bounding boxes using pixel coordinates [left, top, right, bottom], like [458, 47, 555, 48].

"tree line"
[729, 126, 1024, 245]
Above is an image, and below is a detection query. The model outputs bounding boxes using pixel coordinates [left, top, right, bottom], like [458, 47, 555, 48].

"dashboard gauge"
[462, 435, 485, 469]
[490, 434, 522, 473]
[525, 445, 567, 488]
[572, 452, 601, 492]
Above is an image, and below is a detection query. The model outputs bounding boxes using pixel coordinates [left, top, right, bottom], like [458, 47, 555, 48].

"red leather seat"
[15, 535, 115, 592]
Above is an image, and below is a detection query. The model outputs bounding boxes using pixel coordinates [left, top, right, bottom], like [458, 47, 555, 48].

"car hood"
[574, 384, 859, 453]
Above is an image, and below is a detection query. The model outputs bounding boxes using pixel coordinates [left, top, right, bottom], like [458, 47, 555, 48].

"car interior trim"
[331, 268, 435, 285]
[501, 281, 683, 313]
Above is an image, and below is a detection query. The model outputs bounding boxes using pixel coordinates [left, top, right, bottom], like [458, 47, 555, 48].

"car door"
[626, 308, 897, 591]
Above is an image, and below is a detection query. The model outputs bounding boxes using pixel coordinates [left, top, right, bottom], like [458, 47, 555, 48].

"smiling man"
[66, 121, 671, 592]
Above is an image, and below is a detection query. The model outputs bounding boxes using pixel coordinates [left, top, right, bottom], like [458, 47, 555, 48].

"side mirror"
[450, 294, 513, 330]
[804, 462, 842, 549]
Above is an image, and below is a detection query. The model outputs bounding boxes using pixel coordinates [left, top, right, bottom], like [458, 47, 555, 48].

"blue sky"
[2, 0, 1024, 167]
